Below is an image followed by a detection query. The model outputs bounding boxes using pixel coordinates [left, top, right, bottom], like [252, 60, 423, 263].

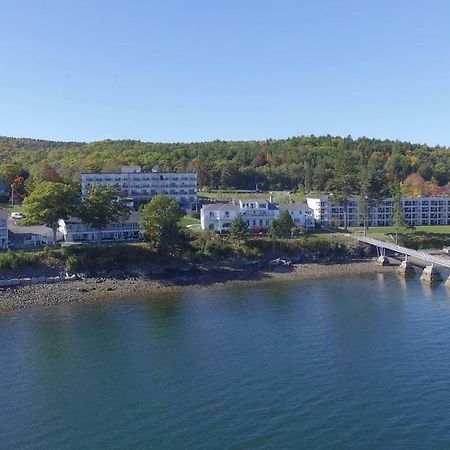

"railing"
[356, 235, 450, 268]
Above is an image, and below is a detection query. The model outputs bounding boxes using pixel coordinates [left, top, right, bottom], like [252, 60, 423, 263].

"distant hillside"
[0, 135, 448, 195]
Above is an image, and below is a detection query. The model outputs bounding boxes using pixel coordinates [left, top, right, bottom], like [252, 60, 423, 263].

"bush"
[0, 250, 37, 270]
[237, 245, 263, 258]
[62, 243, 155, 273]
[189, 231, 233, 259]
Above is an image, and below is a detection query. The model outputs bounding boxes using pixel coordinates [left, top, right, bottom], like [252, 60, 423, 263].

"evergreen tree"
[277, 211, 296, 237]
[230, 216, 248, 246]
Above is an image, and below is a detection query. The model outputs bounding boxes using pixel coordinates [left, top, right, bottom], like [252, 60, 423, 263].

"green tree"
[139, 195, 185, 255]
[78, 185, 130, 241]
[392, 184, 404, 244]
[230, 216, 248, 245]
[22, 181, 79, 245]
[268, 219, 283, 252]
[278, 210, 296, 237]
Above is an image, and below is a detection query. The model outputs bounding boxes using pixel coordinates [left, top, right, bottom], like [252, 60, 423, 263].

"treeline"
[0, 135, 449, 195]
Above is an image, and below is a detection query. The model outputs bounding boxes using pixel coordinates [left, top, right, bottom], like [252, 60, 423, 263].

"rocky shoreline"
[0, 259, 397, 314]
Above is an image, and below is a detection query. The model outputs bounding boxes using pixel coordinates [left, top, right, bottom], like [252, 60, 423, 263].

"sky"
[1, 0, 450, 145]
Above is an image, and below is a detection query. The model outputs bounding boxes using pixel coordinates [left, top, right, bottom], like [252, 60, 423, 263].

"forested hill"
[0, 135, 449, 196]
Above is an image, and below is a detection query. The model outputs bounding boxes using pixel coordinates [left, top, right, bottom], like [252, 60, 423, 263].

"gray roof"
[279, 203, 313, 212]
[240, 199, 269, 204]
[64, 211, 142, 224]
[201, 203, 240, 212]
[0, 209, 8, 220]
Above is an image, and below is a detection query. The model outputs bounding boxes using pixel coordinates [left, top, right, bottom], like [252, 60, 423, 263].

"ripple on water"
[1, 274, 450, 449]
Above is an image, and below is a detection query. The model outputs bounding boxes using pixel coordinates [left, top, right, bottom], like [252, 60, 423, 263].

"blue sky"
[1, 0, 450, 144]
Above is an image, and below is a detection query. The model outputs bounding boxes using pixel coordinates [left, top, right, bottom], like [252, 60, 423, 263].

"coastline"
[0, 259, 396, 314]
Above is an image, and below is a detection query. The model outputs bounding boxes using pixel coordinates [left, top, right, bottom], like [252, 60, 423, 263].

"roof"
[307, 195, 360, 202]
[63, 211, 142, 225]
[279, 203, 313, 212]
[0, 209, 8, 220]
[201, 203, 240, 212]
[239, 199, 269, 204]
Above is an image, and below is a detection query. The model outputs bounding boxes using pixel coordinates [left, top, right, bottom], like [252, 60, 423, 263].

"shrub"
[0, 250, 37, 270]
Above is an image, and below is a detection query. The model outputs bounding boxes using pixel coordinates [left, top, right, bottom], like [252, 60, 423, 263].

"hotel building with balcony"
[81, 165, 198, 210]
[306, 196, 450, 227]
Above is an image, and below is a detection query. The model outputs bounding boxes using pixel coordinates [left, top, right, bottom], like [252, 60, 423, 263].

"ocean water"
[2, 273, 450, 449]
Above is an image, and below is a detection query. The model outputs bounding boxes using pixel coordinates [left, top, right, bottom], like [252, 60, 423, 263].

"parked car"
[11, 212, 26, 220]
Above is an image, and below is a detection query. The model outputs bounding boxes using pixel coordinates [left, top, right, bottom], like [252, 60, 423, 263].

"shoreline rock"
[0, 259, 397, 314]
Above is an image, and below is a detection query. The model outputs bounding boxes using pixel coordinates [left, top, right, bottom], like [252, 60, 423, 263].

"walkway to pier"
[356, 236, 450, 269]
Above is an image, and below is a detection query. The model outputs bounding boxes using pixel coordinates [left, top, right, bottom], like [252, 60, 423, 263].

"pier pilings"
[420, 265, 443, 284]
[397, 260, 415, 277]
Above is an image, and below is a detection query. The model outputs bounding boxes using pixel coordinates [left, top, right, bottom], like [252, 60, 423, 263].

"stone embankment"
[0, 274, 77, 288]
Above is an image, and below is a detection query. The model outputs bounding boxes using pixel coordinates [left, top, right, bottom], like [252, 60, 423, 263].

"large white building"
[0, 209, 8, 249]
[307, 196, 450, 227]
[58, 212, 143, 243]
[81, 165, 198, 210]
[306, 197, 360, 227]
[201, 199, 315, 232]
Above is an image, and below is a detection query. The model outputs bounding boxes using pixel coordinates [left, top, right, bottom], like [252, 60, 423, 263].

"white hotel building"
[307, 196, 450, 227]
[81, 165, 198, 210]
[201, 199, 315, 232]
[58, 212, 142, 243]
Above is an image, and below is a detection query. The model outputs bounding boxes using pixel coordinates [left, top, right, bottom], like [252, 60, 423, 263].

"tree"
[268, 219, 283, 252]
[392, 184, 404, 244]
[277, 211, 296, 237]
[22, 181, 79, 245]
[78, 185, 130, 241]
[139, 195, 185, 255]
[0, 163, 22, 187]
[230, 216, 248, 245]
[359, 182, 370, 236]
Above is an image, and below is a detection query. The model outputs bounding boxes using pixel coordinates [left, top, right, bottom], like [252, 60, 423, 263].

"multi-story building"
[201, 199, 315, 232]
[369, 197, 450, 226]
[81, 165, 198, 211]
[307, 196, 450, 227]
[306, 196, 360, 227]
[0, 209, 9, 249]
[58, 212, 143, 243]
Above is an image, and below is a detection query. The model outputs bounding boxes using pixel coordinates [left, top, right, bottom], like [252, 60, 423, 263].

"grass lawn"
[349, 225, 450, 236]
[180, 215, 201, 227]
[0, 202, 24, 213]
[198, 190, 325, 203]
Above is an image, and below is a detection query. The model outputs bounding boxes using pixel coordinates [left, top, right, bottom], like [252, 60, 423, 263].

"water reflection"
[2, 275, 450, 449]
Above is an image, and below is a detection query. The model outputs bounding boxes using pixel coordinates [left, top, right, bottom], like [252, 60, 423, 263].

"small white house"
[278, 203, 315, 229]
[200, 203, 241, 232]
[58, 212, 143, 243]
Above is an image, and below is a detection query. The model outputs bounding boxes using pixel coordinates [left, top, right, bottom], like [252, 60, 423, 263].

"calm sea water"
[2, 273, 450, 449]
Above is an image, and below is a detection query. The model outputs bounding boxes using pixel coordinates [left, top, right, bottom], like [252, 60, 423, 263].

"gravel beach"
[0, 260, 397, 314]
